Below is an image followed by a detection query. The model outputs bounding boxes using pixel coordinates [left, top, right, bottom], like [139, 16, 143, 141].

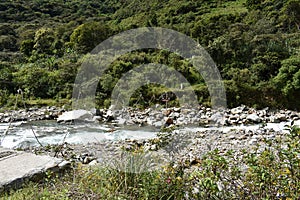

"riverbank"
[1, 105, 299, 150]
[0, 106, 63, 123]
[1, 105, 299, 127]
[24, 122, 291, 166]
[5, 123, 299, 199]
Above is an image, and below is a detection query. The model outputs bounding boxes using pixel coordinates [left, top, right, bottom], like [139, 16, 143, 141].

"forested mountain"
[0, 0, 299, 109]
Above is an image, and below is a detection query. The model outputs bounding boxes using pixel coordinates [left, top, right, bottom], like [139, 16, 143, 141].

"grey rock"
[246, 113, 261, 123]
[231, 106, 246, 114]
[275, 113, 287, 122]
[228, 135, 236, 140]
[58, 160, 71, 169]
[88, 160, 98, 166]
[269, 115, 279, 123]
[153, 121, 163, 128]
[57, 110, 93, 123]
[150, 144, 157, 151]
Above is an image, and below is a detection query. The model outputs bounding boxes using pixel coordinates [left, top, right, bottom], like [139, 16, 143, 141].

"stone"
[170, 112, 180, 118]
[143, 143, 151, 152]
[90, 108, 101, 116]
[163, 109, 172, 116]
[173, 107, 181, 112]
[228, 135, 236, 140]
[0, 148, 68, 192]
[274, 113, 287, 122]
[269, 115, 279, 123]
[248, 138, 258, 145]
[116, 117, 126, 125]
[58, 160, 71, 170]
[153, 121, 163, 128]
[57, 110, 93, 123]
[165, 117, 174, 126]
[246, 113, 261, 123]
[231, 106, 246, 114]
[3, 117, 11, 123]
[106, 110, 113, 116]
[88, 160, 98, 166]
[83, 156, 95, 164]
[239, 135, 248, 140]
[210, 112, 225, 125]
[150, 144, 157, 151]
[125, 145, 133, 151]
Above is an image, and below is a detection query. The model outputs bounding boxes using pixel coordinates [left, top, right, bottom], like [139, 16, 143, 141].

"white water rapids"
[0, 119, 299, 149]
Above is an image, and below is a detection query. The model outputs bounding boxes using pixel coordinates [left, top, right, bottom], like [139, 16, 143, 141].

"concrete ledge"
[0, 147, 70, 193]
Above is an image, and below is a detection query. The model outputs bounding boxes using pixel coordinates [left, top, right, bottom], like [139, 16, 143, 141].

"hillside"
[0, 0, 299, 109]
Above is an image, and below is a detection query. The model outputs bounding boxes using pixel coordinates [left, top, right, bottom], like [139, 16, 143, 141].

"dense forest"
[0, 0, 299, 110]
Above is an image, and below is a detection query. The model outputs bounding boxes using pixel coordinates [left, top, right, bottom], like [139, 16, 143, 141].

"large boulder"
[57, 110, 93, 123]
[246, 113, 261, 123]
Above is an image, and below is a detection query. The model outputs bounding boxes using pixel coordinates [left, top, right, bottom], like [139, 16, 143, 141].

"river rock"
[165, 117, 174, 126]
[246, 113, 261, 123]
[231, 105, 246, 114]
[274, 113, 287, 122]
[153, 121, 163, 128]
[57, 110, 93, 123]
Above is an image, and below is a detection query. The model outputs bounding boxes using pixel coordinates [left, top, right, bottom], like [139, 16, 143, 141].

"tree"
[20, 39, 34, 57]
[70, 21, 111, 53]
[281, 0, 300, 31]
[13, 64, 50, 98]
[33, 27, 55, 54]
[273, 55, 300, 96]
[0, 35, 17, 51]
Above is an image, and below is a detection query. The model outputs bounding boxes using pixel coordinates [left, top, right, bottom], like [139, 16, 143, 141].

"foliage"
[70, 22, 112, 53]
[0, 0, 300, 109]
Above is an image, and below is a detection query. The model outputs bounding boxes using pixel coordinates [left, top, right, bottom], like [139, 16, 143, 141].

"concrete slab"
[0, 147, 70, 192]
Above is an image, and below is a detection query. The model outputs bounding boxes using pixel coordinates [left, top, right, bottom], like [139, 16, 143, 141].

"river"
[0, 119, 297, 149]
[0, 121, 158, 148]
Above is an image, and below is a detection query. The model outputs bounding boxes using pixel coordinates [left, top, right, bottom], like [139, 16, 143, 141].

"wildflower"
[166, 177, 171, 184]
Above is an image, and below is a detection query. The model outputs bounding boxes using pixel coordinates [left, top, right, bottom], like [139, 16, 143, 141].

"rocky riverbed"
[1, 105, 299, 127]
[2, 105, 300, 170]
[0, 106, 63, 123]
[23, 122, 293, 169]
[57, 105, 300, 128]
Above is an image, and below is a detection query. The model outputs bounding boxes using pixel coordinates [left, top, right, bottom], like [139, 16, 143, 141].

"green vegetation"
[0, 0, 300, 109]
[1, 125, 299, 199]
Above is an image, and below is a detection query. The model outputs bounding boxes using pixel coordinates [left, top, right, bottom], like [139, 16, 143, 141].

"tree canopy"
[0, 0, 300, 109]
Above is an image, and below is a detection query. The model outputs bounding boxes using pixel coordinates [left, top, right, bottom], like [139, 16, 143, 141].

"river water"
[0, 121, 158, 148]
[0, 119, 297, 149]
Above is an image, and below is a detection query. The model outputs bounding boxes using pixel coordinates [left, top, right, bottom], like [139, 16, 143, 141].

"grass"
[1, 125, 299, 200]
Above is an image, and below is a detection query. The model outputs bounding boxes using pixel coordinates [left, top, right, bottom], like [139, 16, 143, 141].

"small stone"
[125, 145, 133, 151]
[275, 113, 287, 122]
[58, 160, 71, 170]
[239, 135, 248, 140]
[153, 121, 163, 128]
[248, 138, 258, 145]
[150, 144, 157, 151]
[228, 135, 236, 140]
[88, 160, 98, 166]
[173, 107, 181, 112]
[165, 117, 174, 126]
